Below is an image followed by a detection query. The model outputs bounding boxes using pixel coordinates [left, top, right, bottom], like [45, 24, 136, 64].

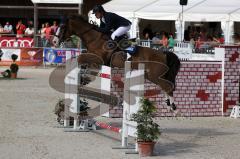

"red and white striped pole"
[95, 121, 121, 133]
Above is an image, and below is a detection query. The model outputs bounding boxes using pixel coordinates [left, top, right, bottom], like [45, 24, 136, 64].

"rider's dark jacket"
[96, 12, 131, 34]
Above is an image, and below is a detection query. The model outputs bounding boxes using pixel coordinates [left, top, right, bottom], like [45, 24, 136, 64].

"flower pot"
[11, 73, 17, 79]
[138, 141, 155, 157]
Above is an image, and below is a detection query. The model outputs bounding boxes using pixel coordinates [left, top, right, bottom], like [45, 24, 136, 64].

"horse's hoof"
[171, 103, 177, 110]
[165, 99, 171, 106]
[173, 110, 181, 117]
[167, 106, 172, 112]
[103, 40, 118, 52]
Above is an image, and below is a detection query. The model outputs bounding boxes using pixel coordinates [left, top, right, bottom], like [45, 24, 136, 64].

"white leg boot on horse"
[164, 92, 176, 110]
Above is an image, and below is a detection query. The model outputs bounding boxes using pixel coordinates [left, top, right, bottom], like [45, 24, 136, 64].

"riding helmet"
[92, 5, 105, 14]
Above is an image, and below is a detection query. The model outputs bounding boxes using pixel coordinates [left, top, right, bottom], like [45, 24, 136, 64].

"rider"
[92, 5, 132, 41]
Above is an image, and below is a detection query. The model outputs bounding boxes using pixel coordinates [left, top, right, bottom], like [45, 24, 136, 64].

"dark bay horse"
[58, 15, 180, 110]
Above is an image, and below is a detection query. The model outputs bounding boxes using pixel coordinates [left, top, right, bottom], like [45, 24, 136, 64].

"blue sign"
[44, 48, 80, 64]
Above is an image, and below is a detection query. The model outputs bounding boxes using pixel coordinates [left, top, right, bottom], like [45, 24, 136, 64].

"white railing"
[137, 40, 226, 61]
[139, 40, 151, 48]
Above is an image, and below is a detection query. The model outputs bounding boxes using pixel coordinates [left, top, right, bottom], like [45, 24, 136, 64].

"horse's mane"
[68, 15, 95, 28]
[67, 14, 108, 38]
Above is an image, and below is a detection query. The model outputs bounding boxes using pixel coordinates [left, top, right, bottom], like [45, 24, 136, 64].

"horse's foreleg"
[110, 51, 126, 68]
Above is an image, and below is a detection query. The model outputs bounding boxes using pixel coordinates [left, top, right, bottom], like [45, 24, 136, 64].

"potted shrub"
[10, 54, 19, 78]
[131, 97, 161, 157]
[10, 63, 19, 78]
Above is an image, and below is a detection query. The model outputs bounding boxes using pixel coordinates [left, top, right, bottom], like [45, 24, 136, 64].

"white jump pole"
[115, 61, 145, 153]
[64, 50, 80, 129]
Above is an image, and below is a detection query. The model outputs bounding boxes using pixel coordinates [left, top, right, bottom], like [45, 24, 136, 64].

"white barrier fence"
[63, 52, 145, 153]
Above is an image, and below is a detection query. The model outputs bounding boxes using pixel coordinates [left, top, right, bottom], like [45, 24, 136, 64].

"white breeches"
[111, 25, 131, 40]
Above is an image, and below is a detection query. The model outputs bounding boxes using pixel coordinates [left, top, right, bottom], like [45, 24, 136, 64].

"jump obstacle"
[63, 52, 146, 153]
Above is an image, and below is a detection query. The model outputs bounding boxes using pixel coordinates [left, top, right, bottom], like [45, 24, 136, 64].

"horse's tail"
[164, 51, 181, 91]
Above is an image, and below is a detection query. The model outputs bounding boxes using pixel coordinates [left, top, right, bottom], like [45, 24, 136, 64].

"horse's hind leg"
[163, 91, 177, 111]
[147, 73, 177, 111]
[156, 78, 177, 111]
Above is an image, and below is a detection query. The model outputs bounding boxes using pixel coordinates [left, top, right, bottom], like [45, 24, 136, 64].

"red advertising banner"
[0, 48, 43, 66]
[0, 37, 33, 47]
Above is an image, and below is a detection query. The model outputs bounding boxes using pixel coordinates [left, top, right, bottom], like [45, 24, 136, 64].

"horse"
[57, 15, 181, 111]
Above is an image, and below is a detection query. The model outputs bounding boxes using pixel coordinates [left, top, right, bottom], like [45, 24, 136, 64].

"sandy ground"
[0, 67, 240, 159]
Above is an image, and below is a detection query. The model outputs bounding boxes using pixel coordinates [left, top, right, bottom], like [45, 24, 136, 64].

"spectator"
[168, 33, 175, 48]
[189, 37, 195, 49]
[44, 22, 52, 47]
[39, 23, 46, 47]
[25, 25, 34, 37]
[213, 33, 224, 44]
[27, 20, 33, 28]
[195, 36, 202, 49]
[184, 26, 191, 41]
[218, 34, 225, 44]
[51, 21, 58, 35]
[161, 33, 168, 48]
[16, 20, 26, 38]
[199, 30, 207, 42]
[152, 32, 161, 44]
[143, 24, 153, 40]
[3, 22, 13, 34]
[143, 32, 150, 40]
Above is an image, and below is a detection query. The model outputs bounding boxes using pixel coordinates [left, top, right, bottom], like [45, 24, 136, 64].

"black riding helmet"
[92, 5, 105, 14]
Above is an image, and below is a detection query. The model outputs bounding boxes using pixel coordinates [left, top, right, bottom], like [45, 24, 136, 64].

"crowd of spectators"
[184, 26, 226, 49]
[0, 20, 60, 47]
[0, 20, 239, 48]
[141, 24, 231, 50]
[142, 25, 176, 49]
[38, 21, 59, 47]
[0, 22, 14, 34]
[0, 20, 34, 37]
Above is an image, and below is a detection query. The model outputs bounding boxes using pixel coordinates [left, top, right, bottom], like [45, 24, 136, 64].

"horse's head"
[58, 15, 97, 47]
[58, 23, 72, 47]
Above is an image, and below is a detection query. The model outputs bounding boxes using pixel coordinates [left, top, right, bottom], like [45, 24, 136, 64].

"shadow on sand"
[153, 128, 236, 156]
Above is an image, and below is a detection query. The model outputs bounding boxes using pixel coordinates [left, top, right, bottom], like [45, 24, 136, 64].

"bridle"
[59, 19, 98, 47]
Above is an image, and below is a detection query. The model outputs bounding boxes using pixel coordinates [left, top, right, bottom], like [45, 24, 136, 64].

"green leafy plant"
[131, 97, 161, 142]
[11, 54, 18, 62]
[10, 63, 19, 73]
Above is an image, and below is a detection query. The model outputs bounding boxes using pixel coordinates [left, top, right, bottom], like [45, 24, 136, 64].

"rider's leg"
[111, 25, 131, 40]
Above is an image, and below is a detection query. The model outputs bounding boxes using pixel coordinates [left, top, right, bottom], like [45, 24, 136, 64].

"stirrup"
[119, 39, 131, 49]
